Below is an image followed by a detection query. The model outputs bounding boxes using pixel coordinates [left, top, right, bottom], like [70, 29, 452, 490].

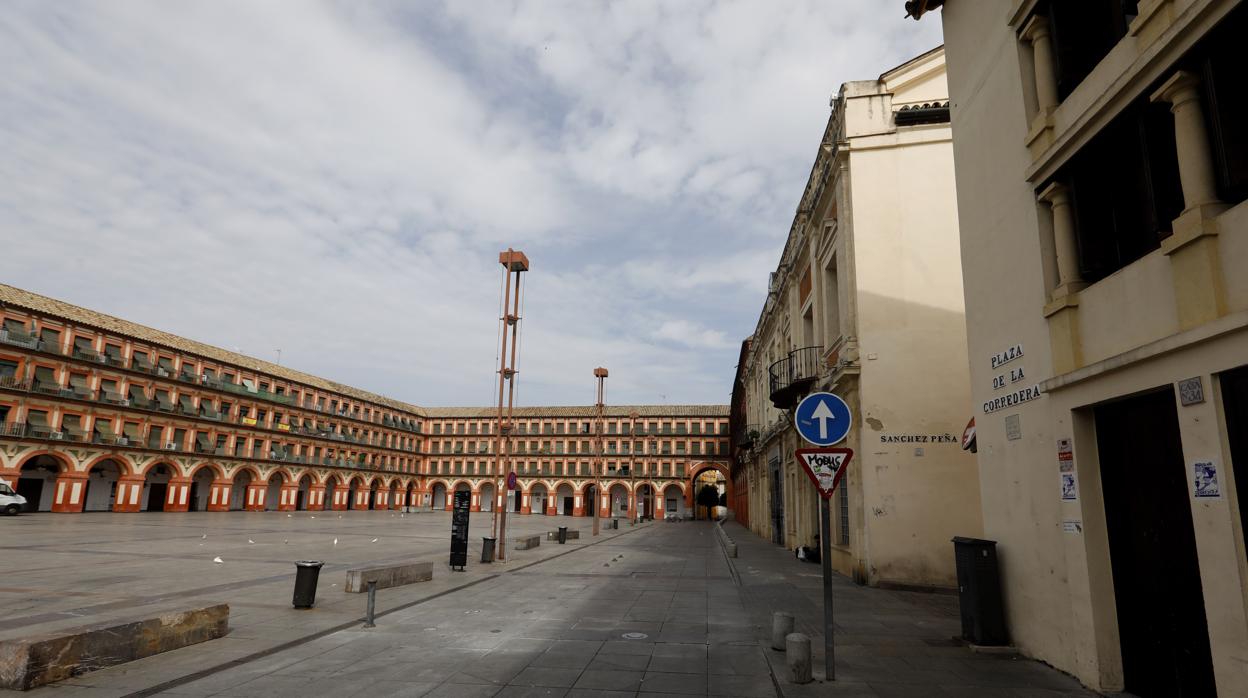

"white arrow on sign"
[811, 399, 835, 440]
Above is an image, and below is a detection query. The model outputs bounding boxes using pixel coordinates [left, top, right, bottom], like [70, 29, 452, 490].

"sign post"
[449, 490, 470, 571]
[793, 392, 854, 682]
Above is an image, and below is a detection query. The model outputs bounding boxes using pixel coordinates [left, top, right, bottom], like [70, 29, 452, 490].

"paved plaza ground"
[1, 514, 1098, 697]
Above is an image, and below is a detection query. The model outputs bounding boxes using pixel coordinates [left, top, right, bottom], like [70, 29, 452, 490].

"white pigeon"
[202, 534, 207, 539]
[212, 556, 224, 564]
[400, 514, 405, 518]
[333, 538, 338, 545]
[248, 539, 255, 544]
[371, 538, 378, 543]
[287, 514, 292, 518]
[284, 539, 289, 544]
[310, 516, 316, 519]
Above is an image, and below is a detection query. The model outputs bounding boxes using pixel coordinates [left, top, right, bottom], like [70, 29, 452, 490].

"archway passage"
[556, 484, 574, 515]
[347, 477, 362, 510]
[637, 484, 654, 520]
[608, 483, 629, 520]
[143, 464, 174, 512]
[83, 459, 124, 512]
[325, 475, 343, 511]
[188, 466, 215, 512]
[431, 482, 448, 510]
[582, 484, 597, 517]
[17, 456, 60, 512]
[368, 480, 380, 510]
[297, 475, 312, 510]
[405, 481, 415, 511]
[389, 481, 400, 510]
[480, 482, 495, 512]
[265, 472, 283, 511]
[230, 469, 254, 511]
[530, 484, 548, 515]
[688, 463, 731, 521]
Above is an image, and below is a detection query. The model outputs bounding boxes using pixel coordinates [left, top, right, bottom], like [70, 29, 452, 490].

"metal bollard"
[363, 580, 377, 628]
[785, 633, 812, 684]
[771, 612, 795, 651]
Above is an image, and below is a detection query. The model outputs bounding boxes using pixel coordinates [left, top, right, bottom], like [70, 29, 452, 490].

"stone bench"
[514, 535, 541, 550]
[345, 560, 433, 593]
[546, 529, 580, 541]
[0, 603, 229, 691]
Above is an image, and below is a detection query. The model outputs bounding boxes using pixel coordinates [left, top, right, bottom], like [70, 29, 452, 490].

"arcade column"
[113, 475, 146, 512]
[163, 477, 192, 512]
[50, 472, 88, 513]
[206, 479, 232, 512]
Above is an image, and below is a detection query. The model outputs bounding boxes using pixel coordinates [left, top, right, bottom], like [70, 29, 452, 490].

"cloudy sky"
[0, 1, 940, 407]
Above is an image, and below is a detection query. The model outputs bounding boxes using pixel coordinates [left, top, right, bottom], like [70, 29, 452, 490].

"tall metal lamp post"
[592, 367, 607, 536]
[493, 248, 528, 561]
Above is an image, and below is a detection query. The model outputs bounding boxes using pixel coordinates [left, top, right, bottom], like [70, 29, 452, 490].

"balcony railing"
[0, 376, 32, 392]
[768, 346, 823, 409]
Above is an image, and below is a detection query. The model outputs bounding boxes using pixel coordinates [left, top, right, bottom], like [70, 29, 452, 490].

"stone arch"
[634, 480, 659, 520]
[662, 482, 687, 519]
[14, 452, 70, 512]
[347, 475, 366, 510]
[688, 461, 731, 520]
[136, 458, 180, 477]
[228, 464, 264, 483]
[578, 481, 599, 517]
[84, 453, 135, 478]
[529, 482, 549, 515]
[265, 469, 287, 511]
[554, 481, 576, 516]
[429, 480, 449, 510]
[479, 481, 495, 512]
[187, 462, 222, 512]
[607, 481, 630, 519]
[229, 466, 257, 511]
[83, 457, 127, 512]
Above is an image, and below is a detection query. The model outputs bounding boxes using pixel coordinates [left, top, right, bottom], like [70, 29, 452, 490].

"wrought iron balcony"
[768, 346, 823, 409]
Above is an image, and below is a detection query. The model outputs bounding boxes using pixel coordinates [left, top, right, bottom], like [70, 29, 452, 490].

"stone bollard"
[786, 632, 812, 684]
[726, 542, 738, 558]
[771, 612, 795, 650]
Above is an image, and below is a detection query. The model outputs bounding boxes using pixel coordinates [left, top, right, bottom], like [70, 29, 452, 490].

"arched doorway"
[229, 469, 254, 511]
[431, 482, 448, 510]
[582, 484, 598, 517]
[188, 465, 216, 512]
[608, 483, 629, 520]
[347, 477, 362, 510]
[636, 484, 654, 520]
[297, 474, 312, 510]
[530, 484, 547, 515]
[556, 483, 574, 515]
[691, 466, 728, 520]
[405, 481, 415, 511]
[663, 484, 685, 520]
[480, 482, 495, 512]
[83, 459, 124, 512]
[389, 481, 399, 510]
[368, 480, 380, 510]
[142, 464, 174, 512]
[265, 472, 283, 511]
[325, 475, 341, 510]
[17, 455, 61, 512]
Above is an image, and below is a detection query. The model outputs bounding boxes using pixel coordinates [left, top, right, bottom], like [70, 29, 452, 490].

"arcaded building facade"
[909, 1, 1248, 695]
[731, 47, 983, 590]
[0, 284, 729, 520]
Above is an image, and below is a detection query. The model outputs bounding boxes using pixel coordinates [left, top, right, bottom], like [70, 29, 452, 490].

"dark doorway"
[188, 482, 200, 512]
[146, 483, 168, 512]
[1094, 388, 1215, 697]
[16, 478, 43, 513]
[770, 463, 784, 545]
[296, 490, 306, 511]
[563, 496, 573, 515]
[513, 490, 522, 513]
[1220, 365, 1248, 571]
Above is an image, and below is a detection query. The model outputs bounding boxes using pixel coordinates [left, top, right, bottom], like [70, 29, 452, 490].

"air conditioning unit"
[164, 442, 178, 450]
[49, 431, 64, 440]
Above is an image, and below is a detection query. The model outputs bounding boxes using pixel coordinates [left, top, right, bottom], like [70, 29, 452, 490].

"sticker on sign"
[794, 448, 854, 499]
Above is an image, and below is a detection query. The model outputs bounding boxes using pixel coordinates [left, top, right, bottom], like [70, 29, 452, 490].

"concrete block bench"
[345, 560, 433, 593]
[546, 529, 580, 541]
[514, 535, 541, 550]
[0, 603, 229, 690]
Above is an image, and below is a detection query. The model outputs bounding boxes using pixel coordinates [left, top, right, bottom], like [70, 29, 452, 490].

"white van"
[1, 478, 27, 515]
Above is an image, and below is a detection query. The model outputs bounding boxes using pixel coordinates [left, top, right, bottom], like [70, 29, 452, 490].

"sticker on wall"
[1060, 473, 1078, 501]
[1193, 461, 1220, 498]
[1062, 520, 1082, 534]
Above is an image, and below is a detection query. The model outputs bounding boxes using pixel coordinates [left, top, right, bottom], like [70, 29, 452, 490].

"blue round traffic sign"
[794, 392, 852, 446]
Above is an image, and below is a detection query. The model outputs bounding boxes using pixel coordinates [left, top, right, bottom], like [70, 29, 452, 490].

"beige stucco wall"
[939, 0, 1248, 693]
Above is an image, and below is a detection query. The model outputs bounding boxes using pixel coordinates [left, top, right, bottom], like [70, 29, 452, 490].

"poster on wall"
[1193, 461, 1220, 498]
[1060, 473, 1078, 501]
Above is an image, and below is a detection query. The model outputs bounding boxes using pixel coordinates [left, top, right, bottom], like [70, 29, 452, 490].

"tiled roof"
[0, 283, 728, 420]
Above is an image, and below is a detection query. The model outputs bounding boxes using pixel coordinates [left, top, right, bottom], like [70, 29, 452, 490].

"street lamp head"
[593, 367, 609, 378]
[498, 249, 529, 272]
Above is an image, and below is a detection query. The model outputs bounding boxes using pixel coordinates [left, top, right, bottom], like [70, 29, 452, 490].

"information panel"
[450, 490, 470, 570]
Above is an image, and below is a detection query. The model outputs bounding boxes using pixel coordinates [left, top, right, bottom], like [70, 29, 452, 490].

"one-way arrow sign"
[795, 448, 854, 499]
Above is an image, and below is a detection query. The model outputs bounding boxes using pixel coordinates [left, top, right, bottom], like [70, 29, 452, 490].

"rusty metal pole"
[630, 410, 639, 520]
[592, 368, 607, 537]
[494, 249, 528, 561]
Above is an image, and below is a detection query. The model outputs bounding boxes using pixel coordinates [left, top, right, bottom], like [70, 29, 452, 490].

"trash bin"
[612, 519, 618, 530]
[557, 526, 568, 544]
[951, 537, 1007, 646]
[481, 537, 496, 563]
[292, 560, 324, 609]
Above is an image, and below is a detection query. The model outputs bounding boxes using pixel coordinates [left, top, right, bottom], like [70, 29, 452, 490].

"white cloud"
[0, 0, 941, 406]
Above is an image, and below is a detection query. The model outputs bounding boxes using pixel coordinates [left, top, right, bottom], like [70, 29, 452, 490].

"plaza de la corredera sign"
[983, 341, 1045, 414]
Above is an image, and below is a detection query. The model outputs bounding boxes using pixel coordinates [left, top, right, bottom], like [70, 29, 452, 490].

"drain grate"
[622, 632, 648, 640]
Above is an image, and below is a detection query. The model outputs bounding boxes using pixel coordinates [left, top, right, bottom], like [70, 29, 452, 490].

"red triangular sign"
[795, 448, 854, 499]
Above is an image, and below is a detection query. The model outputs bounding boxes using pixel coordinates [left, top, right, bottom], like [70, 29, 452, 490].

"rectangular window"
[1197, 4, 1248, 205]
[1062, 98, 1182, 283]
[1047, 0, 1138, 100]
